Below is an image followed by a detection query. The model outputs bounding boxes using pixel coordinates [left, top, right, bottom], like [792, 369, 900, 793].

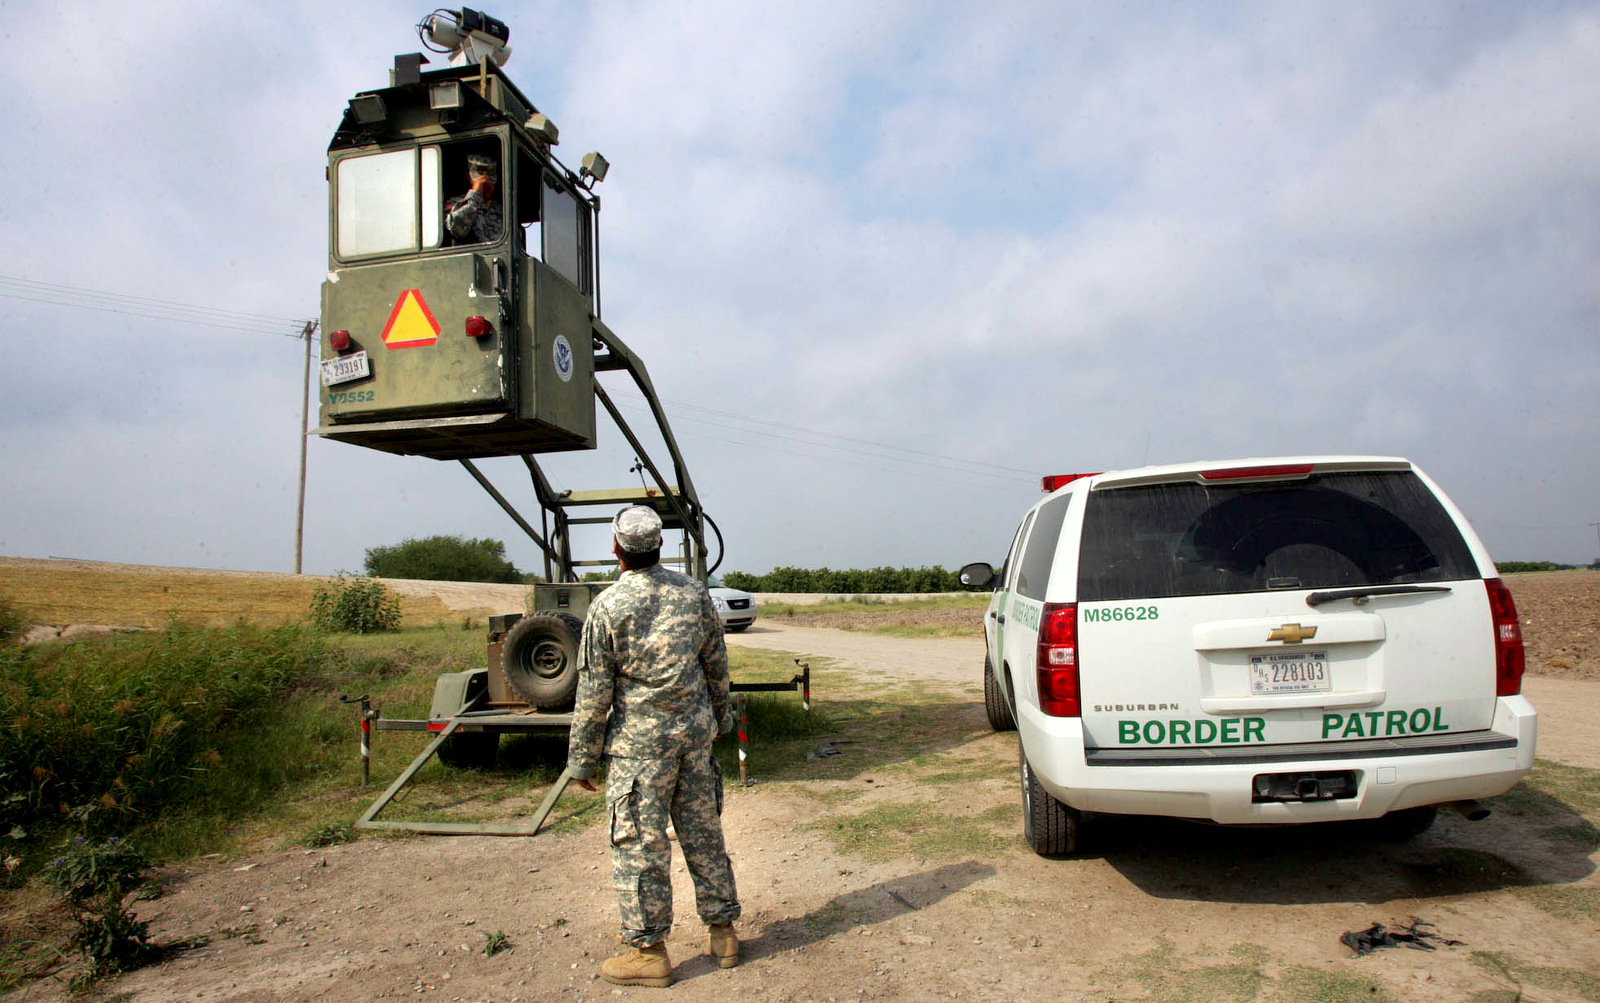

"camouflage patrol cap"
[613, 505, 663, 553]
[466, 153, 498, 179]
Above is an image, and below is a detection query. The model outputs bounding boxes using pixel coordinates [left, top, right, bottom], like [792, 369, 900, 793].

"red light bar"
[329, 329, 352, 351]
[465, 316, 494, 338]
[1042, 472, 1101, 492]
[1198, 464, 1314, 481]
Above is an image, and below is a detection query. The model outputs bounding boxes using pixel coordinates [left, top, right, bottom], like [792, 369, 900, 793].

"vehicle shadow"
[1096, 782, 1597, 905]
[669, 860, 997, 983]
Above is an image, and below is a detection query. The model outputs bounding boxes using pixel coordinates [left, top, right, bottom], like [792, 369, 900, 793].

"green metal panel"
[521, 259, 596, 442]
[321, 251, 510, 422]
[531, 582, 609, 618]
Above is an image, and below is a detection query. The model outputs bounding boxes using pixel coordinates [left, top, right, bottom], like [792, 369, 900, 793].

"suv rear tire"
[1020, 744, 1080, 857]
[984, 656, 1016, 732]
[1373, 805, 1438, 839]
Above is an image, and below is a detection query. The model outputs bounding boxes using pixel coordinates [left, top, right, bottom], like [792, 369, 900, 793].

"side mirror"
[958, 562, 996, 590]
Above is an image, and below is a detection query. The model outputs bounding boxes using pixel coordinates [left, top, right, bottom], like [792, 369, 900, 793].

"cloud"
[1, 0, 1597, 576]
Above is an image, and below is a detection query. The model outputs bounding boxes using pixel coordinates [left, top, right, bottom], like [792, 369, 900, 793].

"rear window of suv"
[1078, 471, 1479, 602]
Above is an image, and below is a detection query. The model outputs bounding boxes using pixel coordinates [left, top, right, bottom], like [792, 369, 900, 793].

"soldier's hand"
[575, 778, 597, 792]
[470, 174, 494, 196]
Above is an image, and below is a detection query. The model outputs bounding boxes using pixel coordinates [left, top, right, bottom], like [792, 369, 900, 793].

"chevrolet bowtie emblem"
[1268, 623, 1317, 644]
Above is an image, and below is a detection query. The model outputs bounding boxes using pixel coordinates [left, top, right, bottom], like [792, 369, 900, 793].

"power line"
[607, 388, 1035, 483]
[0, 274, 311, 337]
[607, 396, 1034, 488]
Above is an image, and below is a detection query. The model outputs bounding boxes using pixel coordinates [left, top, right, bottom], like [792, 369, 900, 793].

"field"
[0, 557, 530, 633]
[4, 559, 1592, 680]
[1, 560, 1597, 1001]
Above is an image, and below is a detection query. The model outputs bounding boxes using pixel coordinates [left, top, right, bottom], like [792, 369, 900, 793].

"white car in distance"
[707, 576, 758, 632]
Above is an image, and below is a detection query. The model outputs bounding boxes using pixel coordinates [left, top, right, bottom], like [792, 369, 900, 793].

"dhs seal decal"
[552, 334, 574, 383]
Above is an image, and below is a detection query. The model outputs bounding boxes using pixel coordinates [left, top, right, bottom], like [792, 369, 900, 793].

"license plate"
[1250, 651, 1330, 694]
[321, 351, 370, 387]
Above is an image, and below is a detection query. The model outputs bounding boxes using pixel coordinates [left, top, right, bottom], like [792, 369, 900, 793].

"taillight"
[1041, 473, 1101, 492]
[465, 316, 494, 338]
[1198, 464, 1314, 481]
[1484, 578, 1525, 696]
[329, 329, 352, 351]
[1036, 602, 1080, 717]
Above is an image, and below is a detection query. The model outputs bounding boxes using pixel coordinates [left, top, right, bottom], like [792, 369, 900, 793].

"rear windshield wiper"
[1305, 584, 1454, 607]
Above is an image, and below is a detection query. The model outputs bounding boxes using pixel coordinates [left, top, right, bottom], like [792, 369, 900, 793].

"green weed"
[0, 621, 334, 846]
[804, 801, 1014, 861]
[1472, 951, 1600, 1001]
[309, 573, 401, 633]
[761, 595, 990, 617]
[0, 594, 24, 646]
[303, 821, 357, 847]
[480, 929, 509, 956]
[1523, 759, 1600, 816]
[1510, 885, 1600, 926]
[1268, 965, 1400, 1003]
[44, 835, 158, 986]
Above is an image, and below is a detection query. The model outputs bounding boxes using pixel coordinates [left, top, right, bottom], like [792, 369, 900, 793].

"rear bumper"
[1019, 695, 1536, 824]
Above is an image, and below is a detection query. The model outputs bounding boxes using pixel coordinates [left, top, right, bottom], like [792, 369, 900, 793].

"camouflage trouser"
[606, 747, 740, 947]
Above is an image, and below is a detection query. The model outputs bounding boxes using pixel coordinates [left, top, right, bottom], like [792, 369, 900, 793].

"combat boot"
[601, 942, 673, 988]
[708, 923, 739, 968]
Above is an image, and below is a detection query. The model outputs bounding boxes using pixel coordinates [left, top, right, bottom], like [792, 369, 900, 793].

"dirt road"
[16, 624, 1600, 1002]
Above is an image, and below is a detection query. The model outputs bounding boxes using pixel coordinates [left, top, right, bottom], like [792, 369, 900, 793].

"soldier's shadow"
[671, 860, 995, 983]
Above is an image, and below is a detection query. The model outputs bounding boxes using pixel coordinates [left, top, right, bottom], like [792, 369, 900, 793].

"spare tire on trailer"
[500, 611, 582, 709]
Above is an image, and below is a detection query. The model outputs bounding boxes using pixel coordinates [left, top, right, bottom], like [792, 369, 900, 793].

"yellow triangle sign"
[380, 289, 442, 349]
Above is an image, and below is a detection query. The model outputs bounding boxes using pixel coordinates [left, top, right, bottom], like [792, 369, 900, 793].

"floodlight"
[348, 94, 387, 124]
[581, 152, 610, 185]
[525, 113, 559, 145]
[429, 81, 463, 110]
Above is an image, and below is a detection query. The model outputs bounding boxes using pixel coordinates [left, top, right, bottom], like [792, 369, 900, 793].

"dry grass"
[0, 558, 525, 629]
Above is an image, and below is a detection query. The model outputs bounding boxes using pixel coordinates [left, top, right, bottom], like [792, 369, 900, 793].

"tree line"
[719, 565, 968, 593]
[358, 536, 1596, 587]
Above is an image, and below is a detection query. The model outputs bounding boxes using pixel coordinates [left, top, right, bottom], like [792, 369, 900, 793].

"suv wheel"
[984, 656, 1016, 732]
[1020, 743, 1080, 857]
[1373, 805, 1438, 840]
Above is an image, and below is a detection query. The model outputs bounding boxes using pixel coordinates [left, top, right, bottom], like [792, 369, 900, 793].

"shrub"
[364, 535, 522, 583]
[45, 835, 158, 981]
[0, 594, 25, 645]
[309, 573, 401, 633]
[0, 621, 332, 839]
[304, 821, 356, 847]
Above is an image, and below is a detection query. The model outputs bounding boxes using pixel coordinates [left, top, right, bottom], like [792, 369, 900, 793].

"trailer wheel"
[1021, 743, 1080, 858]
[501, 611, 581, 709]
[554, 611, 586, 644]
[438, 729, 499, 770]
[984, 656, 1016, 732]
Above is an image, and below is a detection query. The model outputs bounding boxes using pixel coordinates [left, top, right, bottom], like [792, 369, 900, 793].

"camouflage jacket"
[566, 565, 731, 778]
[443, 190, 503, 245]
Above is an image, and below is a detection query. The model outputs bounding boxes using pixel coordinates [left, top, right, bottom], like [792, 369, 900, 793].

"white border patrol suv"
[959, 456, 1536, 857]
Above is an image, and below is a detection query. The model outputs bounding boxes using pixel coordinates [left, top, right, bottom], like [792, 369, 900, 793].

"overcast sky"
[1, 0, 1597, 579]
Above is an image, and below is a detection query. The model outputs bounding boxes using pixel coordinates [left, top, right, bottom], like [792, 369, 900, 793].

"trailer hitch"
[340, 694, 378, 787]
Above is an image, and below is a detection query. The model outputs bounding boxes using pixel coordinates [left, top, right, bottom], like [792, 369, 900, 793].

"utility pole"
[295, 320, 319, 573]
[1590, 522, 1600, 568]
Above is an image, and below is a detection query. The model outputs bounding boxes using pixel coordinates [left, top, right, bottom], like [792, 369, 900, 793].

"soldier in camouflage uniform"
[443, 153, 503, 245]
[568, 506, 741, 988]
